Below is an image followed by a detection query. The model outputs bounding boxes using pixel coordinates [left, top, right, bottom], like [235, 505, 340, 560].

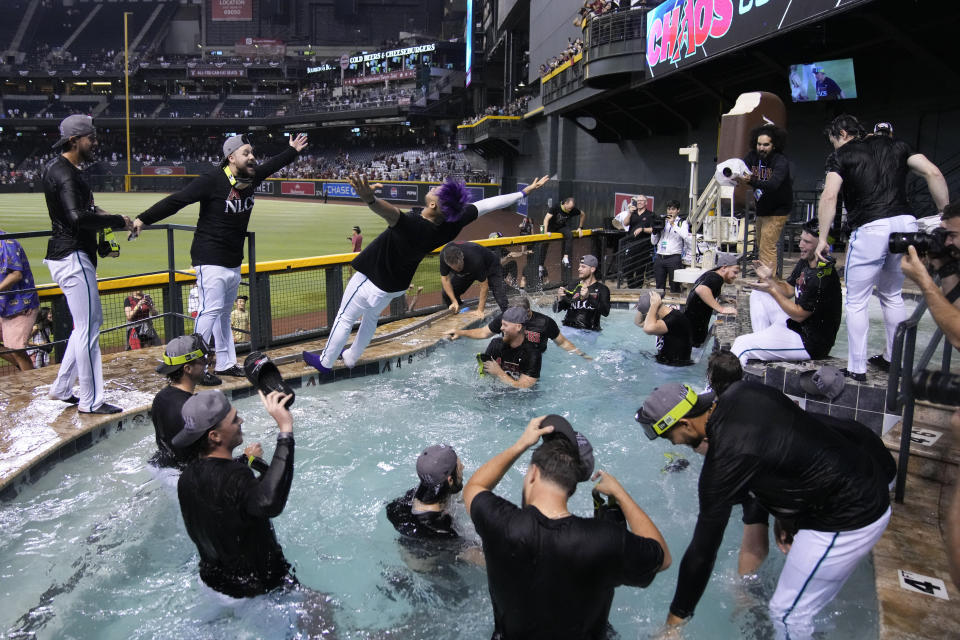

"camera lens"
[912, 370, 960, 407]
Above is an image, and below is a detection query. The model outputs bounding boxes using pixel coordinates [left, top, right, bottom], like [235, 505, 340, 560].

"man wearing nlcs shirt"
[554, 255, 610, 345]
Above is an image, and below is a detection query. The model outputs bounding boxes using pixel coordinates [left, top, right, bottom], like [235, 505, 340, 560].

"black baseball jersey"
[824, 136, 913, 228]
[784, 259, 842, 359]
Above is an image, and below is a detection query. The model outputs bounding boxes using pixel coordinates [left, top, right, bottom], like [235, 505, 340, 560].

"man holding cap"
[439, 240, 510, 317]
[479, 306, 542, 389]
[635, 290, 693, 366]
[43, 114, 133, 414]
[554, 255, 610, 345]
[132, 133, 308, 377]
[732, 220, 841, 367]
[175, 388, 297, 597]
[684, 252, 739, 348]
[637, 380, 894, 637]
[464, 414, 670, 639]
[149, 334, 220, 470]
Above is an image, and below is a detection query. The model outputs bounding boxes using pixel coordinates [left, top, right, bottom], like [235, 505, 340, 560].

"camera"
[912, 370, 960, 407]
[889, 227, 959, 261]
[649, 215, 666, 234]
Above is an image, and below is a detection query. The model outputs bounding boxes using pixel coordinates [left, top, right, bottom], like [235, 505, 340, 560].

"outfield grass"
[0, 193, 391, 284]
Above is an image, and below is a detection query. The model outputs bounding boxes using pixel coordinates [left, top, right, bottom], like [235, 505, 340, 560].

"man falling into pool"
[304, 175, 549, 373]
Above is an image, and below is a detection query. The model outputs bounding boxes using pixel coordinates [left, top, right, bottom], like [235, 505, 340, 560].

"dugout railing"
[0, 227, 602, 377]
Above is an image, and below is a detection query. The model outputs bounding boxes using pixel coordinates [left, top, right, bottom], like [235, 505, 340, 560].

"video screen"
[789, 58, 857, 102]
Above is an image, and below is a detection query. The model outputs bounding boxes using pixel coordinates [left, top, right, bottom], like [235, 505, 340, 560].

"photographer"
[124, 290, 159, 350]
[650, 200, 690, 293]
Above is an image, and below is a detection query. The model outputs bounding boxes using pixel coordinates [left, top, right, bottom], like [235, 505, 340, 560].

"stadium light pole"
[124, 11, 132, 190]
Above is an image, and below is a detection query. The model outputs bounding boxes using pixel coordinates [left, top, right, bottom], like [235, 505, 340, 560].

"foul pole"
[124, 11, 132, 191]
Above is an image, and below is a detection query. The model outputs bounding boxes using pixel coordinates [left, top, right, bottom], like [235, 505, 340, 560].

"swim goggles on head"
[635, 383, 699, 440]
[162, 334, 210, 367]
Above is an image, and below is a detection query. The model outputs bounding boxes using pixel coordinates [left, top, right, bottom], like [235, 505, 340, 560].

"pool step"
[883, 402, 959, 486]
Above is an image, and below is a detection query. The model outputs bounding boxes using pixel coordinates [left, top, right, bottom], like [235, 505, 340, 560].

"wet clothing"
[386, 489, 460, 540]
[742, 150, 792, 217]
[555, 281, 611, 332]
[484, 337, 542, 380]
[656, 309, 693, 366]
[784, 258, 842, 358]
[138, 147, 298, 268]
[816, 76, 843, 100]
[42, 155, 126, 265]
[471, 491, 664, 640]
[440, 241, 509, 312]
[177, 434, 295, 598]
[149, 385, 193, 470]
[684, 270, 724, 347]
[825, 136, 913, 229]
[353, 206, 480, 293]
[670, 381, 895, 619]
[488, 311, 560, 354]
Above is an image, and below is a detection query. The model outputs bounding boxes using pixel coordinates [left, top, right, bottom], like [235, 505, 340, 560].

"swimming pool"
[0, 309, 879, 639]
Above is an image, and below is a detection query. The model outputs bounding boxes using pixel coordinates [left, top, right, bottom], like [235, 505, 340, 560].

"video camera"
[649, 214, 666, 234]
[889, 227, 959, 261]
[912, 370, 960, 407]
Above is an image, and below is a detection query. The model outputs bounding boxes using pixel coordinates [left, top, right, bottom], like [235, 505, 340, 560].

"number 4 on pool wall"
[898, 569, 949, 600]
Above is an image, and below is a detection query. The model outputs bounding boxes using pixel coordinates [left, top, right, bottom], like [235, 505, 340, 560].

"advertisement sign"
[465, 0, 473, 86]
[374, 184, 419, 202]
[516, 183, 529, 216]
[256, 181, 275, 195]
[349, 44, 436, 64]
[614, 193, 656, 216]
[281, 181, 317, 197]
[235, 38, 285, 56]
[466, 186, 486, 202]
[141, 166, 186, 176]
[343, 69, 416, 86]
[325, 182, 358, 198]
[645, 0, 870, 79]
[187, 68, 246, 78]
[212, 0, 252, 22]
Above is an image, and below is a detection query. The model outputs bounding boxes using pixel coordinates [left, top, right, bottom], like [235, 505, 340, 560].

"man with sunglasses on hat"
[43, 115, 134, 414]
[464, 415, 670, 640]
[554, 255, 610, 346]
[637, 380, 894, 637]
[131, 132, 309, 378]
[149, 334, 220, 470]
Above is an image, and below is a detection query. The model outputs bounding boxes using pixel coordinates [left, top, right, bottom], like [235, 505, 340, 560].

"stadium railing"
[0, 228, 603, 377]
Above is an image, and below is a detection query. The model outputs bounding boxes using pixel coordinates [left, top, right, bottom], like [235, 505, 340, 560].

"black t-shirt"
[439, 241, 499, 282]
[669, 381, 894, 618]
[386, 489, 460, 540]
[471, 491, 664, 640]
[484, 337, 542, 380]
[488, 310, 561, 353]
[784, 259, 842, 359]
[825, 136, 913, 228]
[556, 281, 611, 331]
[816, 76, 843, 100]
[684, 270, 724, 347]
[656, 309, 693, 366]
[177, 437, 295, 597]
[149, 385, 194, 470]
[742, 150, 792, 216]
[138, 147, 299, 268]
[627, 209, 654, 237]
[352, 205, 480, 292]
[547, 205, 582, 231]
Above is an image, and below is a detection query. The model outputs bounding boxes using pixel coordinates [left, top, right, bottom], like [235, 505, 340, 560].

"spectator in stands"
[736, 124, 792, 271]
[0, 230, 40, 371]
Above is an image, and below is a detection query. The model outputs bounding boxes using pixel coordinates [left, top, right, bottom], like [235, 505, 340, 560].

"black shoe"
[215, 365, 245, 377]
[841, 368, 867, 383]
[868, 354, 890, 372]
[80, 402, 123, 415]
[63, 395, 80, 405]
[200, 371, 222, 386]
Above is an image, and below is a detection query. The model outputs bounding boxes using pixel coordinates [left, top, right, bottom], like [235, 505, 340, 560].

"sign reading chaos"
[646, 0, 870, 79]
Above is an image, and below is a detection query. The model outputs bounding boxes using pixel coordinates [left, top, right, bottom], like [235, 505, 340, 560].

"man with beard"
[733, 221, 842, 367]
[131, 133, 308, 377]
[479, 306, 542, 389]
[737, 124, 792, 271]
[554, 255, 610, 345]
[43, 115, 133, 414]
[465, 414, 670, 640]
[638, 381, 894, 638]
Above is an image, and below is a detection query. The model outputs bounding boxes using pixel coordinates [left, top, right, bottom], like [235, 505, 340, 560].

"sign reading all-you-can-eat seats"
[645, 0, 871, 80]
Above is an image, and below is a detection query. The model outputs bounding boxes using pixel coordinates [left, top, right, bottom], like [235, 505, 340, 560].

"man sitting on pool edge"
[477, 306, 541, 389]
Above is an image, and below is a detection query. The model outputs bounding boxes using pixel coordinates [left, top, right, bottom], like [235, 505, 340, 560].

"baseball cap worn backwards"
[580, 255, 599, 269]
[172, 390, 232, 448]
[635, 383, 715, 441]
[156, 334, 208, 375]
[52, 115, 95, 149]
[223, 134, 250, 159]
[416, 445, 458, 501]
[502, 306, 528, 325]
[539, 414, 595, 482]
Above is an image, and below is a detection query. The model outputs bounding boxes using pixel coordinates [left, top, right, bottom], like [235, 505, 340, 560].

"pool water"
[0, 309, 880, 639]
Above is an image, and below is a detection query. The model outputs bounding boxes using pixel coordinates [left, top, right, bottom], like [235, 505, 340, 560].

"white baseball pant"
[195, 264, 242, 371]
[732, 289, 810, 366]
[320, 272, 404, 368]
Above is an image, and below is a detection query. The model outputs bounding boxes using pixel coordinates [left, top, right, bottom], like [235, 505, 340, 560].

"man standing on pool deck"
[815, 114, 948, 381]
[304, 174, 549, 372]
[464, 414, 670, 639]
[131, 133, 309, 377]
[554, 255, 610, 345]
[637, 380, 894, 637]
[439, 240, 509, 317]
[43, 115, 133, 414]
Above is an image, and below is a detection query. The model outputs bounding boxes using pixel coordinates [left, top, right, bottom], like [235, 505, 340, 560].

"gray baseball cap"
[635, 383, 715, 440]
[156, 334, 208, 375]
[416, 444, 459, 501]
[223, 134, 251, 159]
[635, 291, 652, 315]
[714, 252, 739, 268]
[580, 255, 599, 269]
[502, 306, 528, 325]
[799, 366, 846, 400]
[52, 114, 95, 149]
[172, 390, 232, 448]
[539, 414, 596, 481]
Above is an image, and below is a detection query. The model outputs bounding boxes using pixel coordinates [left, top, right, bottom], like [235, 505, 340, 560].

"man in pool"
[464, 414, 670, 639]
[478, 306, 542, 389]
[439, 241, 509, 317]
[174, 388, 298, 598]
[447, 296, 590, 359]
[554, 255, 610, 345]
[634, 290, 693, 366]
[387, 444, 465, 543]
[684, 252, 739, 348]
[637, 381, 895, 637]
[304, 174, 549, 373]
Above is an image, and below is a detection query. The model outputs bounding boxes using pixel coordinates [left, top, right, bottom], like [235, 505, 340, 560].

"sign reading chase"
[646, 0, 871, 79]
[325, 182, 358, 198]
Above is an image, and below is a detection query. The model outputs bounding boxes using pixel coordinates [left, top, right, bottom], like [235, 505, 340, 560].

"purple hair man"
[304, 173, 549, 372]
